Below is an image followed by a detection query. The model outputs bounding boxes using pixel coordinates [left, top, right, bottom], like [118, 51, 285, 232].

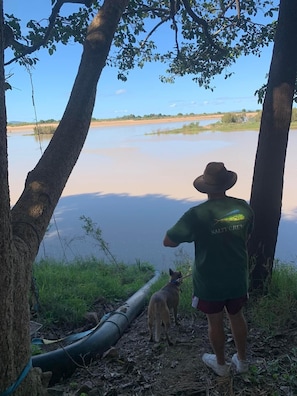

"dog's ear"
[169, 268, 173, 275]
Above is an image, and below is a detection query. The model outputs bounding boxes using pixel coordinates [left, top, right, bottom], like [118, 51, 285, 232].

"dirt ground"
[46, 304, 297, 396]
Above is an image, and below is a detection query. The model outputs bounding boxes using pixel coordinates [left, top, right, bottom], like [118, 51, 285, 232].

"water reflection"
[33, 133, 54, 143]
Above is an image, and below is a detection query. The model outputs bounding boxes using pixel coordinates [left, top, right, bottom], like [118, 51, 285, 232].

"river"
[8, 119, 297, 270]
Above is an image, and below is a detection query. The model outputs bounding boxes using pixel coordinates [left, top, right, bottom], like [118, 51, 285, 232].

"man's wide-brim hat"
[193, 162, 237, 193]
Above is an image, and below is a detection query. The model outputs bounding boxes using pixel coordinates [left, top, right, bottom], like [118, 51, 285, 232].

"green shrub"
[221, 112, 239, 123]
[33, 125, 56, 135]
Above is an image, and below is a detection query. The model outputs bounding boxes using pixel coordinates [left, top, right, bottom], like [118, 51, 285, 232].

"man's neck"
[207, 191, 226, 200]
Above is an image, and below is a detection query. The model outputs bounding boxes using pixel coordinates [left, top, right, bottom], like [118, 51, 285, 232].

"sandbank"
[7, 114, 222, 132]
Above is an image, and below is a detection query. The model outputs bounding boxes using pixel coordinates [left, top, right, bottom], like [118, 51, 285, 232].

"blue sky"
[4, 1, 275, 123]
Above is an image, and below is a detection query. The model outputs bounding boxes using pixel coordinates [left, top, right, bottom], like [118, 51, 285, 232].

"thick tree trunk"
[0, 1, 129, 395]
[249, 0, 297, 290]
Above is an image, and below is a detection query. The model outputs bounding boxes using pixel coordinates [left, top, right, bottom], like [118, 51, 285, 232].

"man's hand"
[163, 234, 180, 247]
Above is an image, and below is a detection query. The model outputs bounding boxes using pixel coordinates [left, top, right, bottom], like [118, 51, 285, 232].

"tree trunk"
[0, 1, 129, 395]
[249, 0, 297, 290]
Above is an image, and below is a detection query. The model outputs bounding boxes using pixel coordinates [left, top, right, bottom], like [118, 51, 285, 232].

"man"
[163, 162, 254, 376]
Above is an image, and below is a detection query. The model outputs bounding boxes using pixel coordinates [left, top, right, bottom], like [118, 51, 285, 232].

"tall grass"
[249, 262, 297, 331]
[33, 125, 56, 135]
[33, 258, 154, 327]
[32, 251, 297, 335]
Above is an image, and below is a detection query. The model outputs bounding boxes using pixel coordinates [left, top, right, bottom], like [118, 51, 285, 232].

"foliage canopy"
[5, 0, 278, 92]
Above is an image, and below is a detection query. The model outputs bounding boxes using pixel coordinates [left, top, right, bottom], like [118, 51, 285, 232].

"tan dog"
[147, 268, 182, 345]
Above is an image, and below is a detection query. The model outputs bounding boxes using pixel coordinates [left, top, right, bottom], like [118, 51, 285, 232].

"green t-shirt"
[166, 196, 254, 301]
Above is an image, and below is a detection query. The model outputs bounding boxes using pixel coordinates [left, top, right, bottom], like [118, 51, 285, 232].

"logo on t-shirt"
[214, 209, 245, 225]
[212, 209, 245, 234]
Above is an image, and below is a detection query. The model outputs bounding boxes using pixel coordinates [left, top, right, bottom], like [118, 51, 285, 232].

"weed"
[80, 215, 118, 266]
[31, 344, 43, 356]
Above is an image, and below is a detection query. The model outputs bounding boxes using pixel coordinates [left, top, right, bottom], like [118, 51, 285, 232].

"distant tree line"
[10, 109, 297, 130]
[8, 111, 265, 126]
[221, 109, 297, 124]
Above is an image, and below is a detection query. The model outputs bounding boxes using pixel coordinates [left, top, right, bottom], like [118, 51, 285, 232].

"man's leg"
[227, 308, 247, 361]
[206, 311, 225, 365]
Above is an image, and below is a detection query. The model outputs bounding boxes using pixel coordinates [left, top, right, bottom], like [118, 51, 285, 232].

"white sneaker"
[231, 353, 249, 373]
[202, 353, 230, 376]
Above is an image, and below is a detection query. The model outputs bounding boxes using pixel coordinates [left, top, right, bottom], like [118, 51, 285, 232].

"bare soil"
[46, 305, 297, 396]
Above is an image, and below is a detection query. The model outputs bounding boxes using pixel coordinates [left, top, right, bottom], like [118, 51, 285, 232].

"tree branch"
[170, 0, 180, 54]
[139, 2, 181, 53]
[140, 19, 168, 47]
[236, 0, 241, 20]
[5, 0, 92, 66]
[181, 0, 224, 52]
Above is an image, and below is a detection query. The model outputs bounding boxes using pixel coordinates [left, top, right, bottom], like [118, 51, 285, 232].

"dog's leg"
[147, 309, 154, 342]
[155, 310, 162, 342]
[147, 303, 154, 342]
[163, 306, 173, 346]
[173, 305, 179, 325]
[148, 320, 154, 342]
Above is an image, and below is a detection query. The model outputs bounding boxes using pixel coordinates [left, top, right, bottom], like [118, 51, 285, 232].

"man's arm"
[163, 234, 180, 247]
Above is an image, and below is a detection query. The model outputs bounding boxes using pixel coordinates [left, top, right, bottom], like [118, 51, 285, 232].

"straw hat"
[193, 162, 237, 193]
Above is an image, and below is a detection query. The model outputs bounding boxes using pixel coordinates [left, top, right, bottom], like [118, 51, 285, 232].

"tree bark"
[0, 1, 129, 394]
[249, 0, 297, 290]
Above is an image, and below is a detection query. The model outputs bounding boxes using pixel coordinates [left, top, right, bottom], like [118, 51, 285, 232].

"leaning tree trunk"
[0, 1, 129, 395]
[249, 0, 297, 290]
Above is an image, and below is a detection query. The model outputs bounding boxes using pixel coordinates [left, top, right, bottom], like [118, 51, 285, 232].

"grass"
[31, 255, 297, 394]
[32, 257, 154, 327]
[33, 125, 56, 135]
[32, 255, 297, 331]
[147, 122, 206, 135]
[145, 120, 261, 135]
[31, 217, 157, 327]
[249, 261, 297, 331]
[146, 119, 297, 135]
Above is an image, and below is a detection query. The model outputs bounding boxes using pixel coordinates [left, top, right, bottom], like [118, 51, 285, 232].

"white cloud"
[115, 89, 126, 95]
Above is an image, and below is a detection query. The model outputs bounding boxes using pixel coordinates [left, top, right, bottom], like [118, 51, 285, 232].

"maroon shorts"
[192, 294, 248, 315]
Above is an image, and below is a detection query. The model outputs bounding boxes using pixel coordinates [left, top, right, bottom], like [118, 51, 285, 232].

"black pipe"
[32, 271, 160, 385]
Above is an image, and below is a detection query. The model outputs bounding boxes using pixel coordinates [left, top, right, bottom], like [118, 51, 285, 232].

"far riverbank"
[7, 114, 222, 132]
[7, 113, 253, 132]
